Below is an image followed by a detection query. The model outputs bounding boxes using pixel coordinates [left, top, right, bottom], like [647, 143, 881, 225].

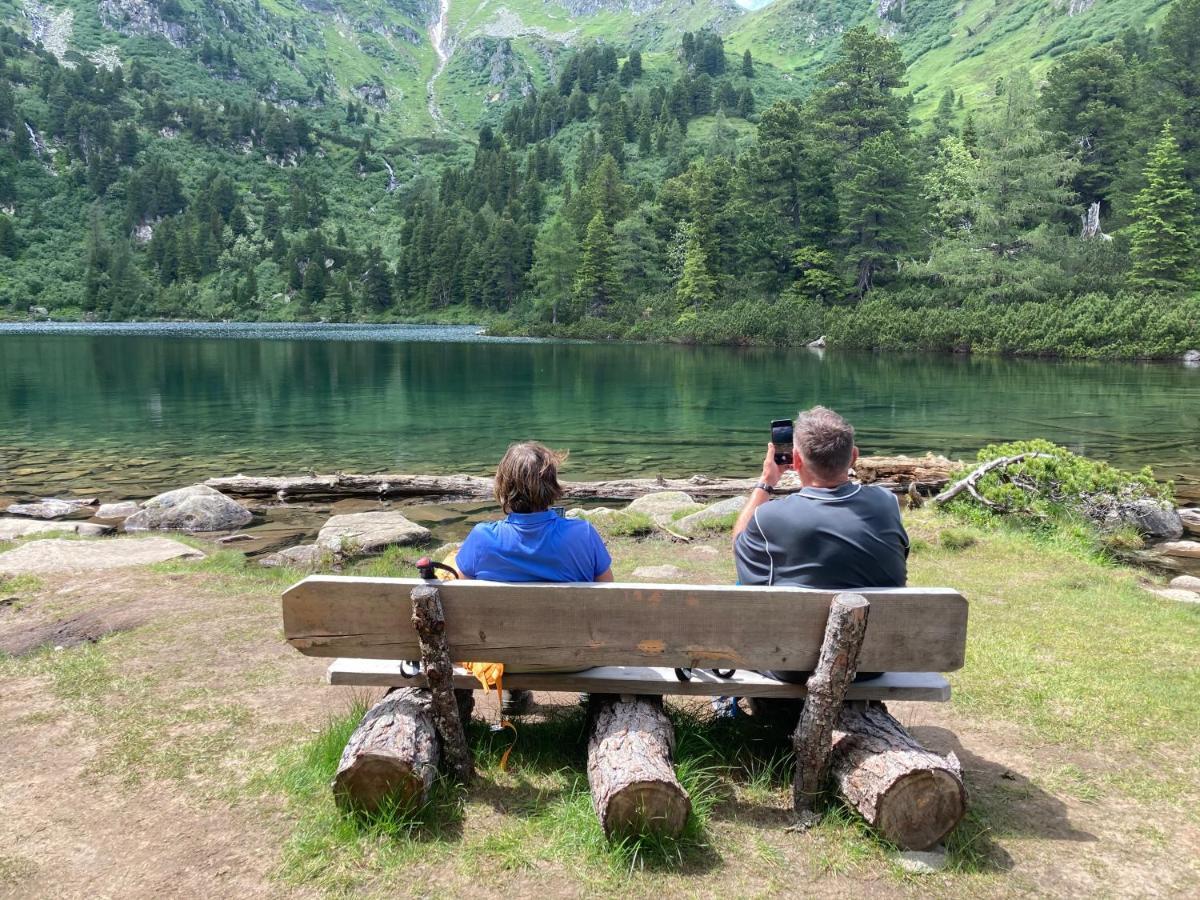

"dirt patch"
[0, 605, 153, 655]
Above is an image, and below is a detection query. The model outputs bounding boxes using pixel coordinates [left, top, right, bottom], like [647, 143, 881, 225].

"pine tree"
[1128, 123, 1198, 292]
[573, 212, 619, 317]
[742, 49, 754, 79]
[0, 214, 17, 259]
[839, 132, 918, 296]
[530, 215, 580, 324]
[813, 26, 910, 153]
[675, 227, 716, 309]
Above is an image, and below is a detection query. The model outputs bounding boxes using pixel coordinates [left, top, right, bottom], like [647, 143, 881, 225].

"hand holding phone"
[770, 419, 794, 466]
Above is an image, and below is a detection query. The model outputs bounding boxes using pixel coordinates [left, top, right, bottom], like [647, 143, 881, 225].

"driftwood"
[792, 593, 870, 822]
[832, 703, 967, 851]
[931, 452, 1053, 508]
[587, 694, 691, 839]
[332, 687, 438, 813]
[409, 584, 474, 782]
[206, 456, 959, 503]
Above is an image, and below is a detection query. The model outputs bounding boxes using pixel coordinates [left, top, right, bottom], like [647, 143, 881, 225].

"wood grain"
[283, 576, 968, 672]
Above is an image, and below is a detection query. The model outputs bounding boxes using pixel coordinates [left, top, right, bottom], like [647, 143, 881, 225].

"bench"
[283, 575, 969, 849]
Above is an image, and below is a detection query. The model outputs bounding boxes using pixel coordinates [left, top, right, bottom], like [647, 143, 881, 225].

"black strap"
[675, 667, 737, 681]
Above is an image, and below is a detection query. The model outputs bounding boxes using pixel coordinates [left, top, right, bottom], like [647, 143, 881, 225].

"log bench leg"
[587, 694, 691, 840]
[832, 703, 967, 851]
[410, 584, 474, 782]
[332, 687, 438, 814]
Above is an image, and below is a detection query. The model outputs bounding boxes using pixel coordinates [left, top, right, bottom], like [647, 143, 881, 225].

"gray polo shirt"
[734, 482, 909, 589]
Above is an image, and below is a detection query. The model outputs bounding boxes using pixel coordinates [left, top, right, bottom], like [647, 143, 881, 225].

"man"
[733, 405, 909, 686]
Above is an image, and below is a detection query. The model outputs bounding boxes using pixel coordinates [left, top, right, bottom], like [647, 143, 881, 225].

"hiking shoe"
[710, 696, 740, 719]
[501, 689, 534, 717]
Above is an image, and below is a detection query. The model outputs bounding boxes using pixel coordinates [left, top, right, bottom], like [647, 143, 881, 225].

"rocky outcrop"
[353, 81, 388, 108]
[98, 0, 188, 48]
[23, 0, 73, 62]
[124, 484, 253, 532]
[316, 510, 430, 556]
[1096, 498, 1183, 542]
[0, 536, 203, 575]
[461, 38, 533, 102]
[6, 498, 96, 519]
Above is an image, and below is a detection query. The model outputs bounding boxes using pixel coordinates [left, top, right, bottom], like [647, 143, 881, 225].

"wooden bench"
[283, 575, 969, 849]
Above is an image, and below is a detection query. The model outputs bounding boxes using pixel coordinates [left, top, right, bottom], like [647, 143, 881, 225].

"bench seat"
[326, 659, 952, 702]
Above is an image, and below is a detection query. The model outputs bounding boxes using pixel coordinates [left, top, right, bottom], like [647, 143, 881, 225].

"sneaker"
[501, 689, 534, 717]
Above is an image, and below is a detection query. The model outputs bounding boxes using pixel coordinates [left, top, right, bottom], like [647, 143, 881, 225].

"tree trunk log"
[587, 694, 691, 840]
[832, 703, 967, 851]
[410, 584, 474, 783]
[205, 456, 957, 502]
[792, 593, 870, 818]
[332, 687, 439, 813]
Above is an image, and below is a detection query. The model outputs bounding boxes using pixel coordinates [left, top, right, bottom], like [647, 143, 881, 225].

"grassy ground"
[0, 506, 1198, 897]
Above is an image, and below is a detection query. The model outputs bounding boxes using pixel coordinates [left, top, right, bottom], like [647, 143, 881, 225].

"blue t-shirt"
[456, 510, 612, 583]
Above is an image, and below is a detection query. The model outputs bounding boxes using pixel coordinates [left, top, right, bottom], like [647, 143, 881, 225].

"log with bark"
[831, 703, 967, 851]
[792, 593, 870, 822]
[587, 694, 691, 839]
[410, 583, 474, 783]
[205, 455, 959, 502]
[332, 687, 439, 814]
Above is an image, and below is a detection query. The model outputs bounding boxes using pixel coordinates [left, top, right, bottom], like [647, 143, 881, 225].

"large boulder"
[0, 537, 204, 575]
[626, 491, 702, 522]
[0, 519, 113, 540]
[316, 510, 430, 556]
[258, 543, 328, 570]
[675, 496, 747, 535]
[96, 500, 141, 521]
[1097, 499, 1183, 542]
[5, 498, 95, 519]
[1169, 575, 1200, 592]
[124, 485, 253, 533]
[1180, 508, 1200, 538]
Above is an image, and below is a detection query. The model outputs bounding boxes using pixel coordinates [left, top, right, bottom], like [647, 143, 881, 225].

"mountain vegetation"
[1, 0, 1198, 357]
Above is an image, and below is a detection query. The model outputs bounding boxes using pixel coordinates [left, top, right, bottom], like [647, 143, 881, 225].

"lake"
[2, 323, 1198, 503]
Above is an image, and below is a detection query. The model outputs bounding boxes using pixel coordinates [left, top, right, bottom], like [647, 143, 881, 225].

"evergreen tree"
[530, 215, 579, 324]
[742, 49, 754, 79]
[839, 132, 918, 296]
[813, 26, 910, 153]
[0, 213, 17, 258]
[573, 211, 619, 316]
[1151, 0, 1200, 185]
[1128, 123, 1198, 292]
[675, 227, 716, 309]
[362, 246, 393, 311]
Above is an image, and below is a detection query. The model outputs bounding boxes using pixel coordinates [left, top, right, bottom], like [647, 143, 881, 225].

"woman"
[455, 441, 613, 714]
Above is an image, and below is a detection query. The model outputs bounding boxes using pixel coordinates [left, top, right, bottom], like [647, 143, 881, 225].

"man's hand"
[760, 442, 785, 488]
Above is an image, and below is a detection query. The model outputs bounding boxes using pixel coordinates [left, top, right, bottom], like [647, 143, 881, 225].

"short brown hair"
[494, 442, 567, 514]
[793, 407, 855, 478]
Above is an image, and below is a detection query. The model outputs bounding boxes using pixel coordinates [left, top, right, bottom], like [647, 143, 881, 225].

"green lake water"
[2, 323, 1198, 502]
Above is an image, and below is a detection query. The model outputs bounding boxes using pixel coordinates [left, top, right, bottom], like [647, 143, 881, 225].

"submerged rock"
[0, 519, 112, 540]
[6, 498, 95, 519]
[316, 510, 430, 556]
[0, 536, 203, 574]
[124, 484, 253, 532]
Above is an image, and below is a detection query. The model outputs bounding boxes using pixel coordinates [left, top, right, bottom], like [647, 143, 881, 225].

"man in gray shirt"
[733, 406, 909, 684]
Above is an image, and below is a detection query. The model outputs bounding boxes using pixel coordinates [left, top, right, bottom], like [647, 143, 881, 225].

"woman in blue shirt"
[455, 442, 613, 713]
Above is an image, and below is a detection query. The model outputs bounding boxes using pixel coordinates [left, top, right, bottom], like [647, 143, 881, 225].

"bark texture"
[792, 593, 870, 816]
[332, 687, 438, 813]
[410, 584, 474, 782]
[832, 703, 967, 851]
[206, 456, 957, 502]
[587, 695, 691, 839]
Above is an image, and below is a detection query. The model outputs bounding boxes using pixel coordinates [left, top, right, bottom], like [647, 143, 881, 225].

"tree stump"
[410, 583, 474, 782]
[587, 694, 691, 839]
[332, 687, 438, 814]
[832, 703, 967, 850]
[792, 593, 870, 820]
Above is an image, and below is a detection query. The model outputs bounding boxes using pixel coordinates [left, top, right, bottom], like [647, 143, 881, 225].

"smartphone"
[770, 419, 794, 466]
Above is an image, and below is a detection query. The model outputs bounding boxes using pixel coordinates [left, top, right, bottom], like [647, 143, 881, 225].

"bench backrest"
[282, 576, 968, 673]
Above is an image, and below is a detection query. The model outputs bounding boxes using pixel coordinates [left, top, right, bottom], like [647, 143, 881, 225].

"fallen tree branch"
[931, 453, 1053, 507]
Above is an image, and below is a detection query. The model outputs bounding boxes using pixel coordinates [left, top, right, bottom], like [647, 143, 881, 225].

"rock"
[28, 305, 49, 319]
[258, 543, 327, 570]
[124, 484, 253, 533]
[5, 498, 95, 519]
[675, 496, 747, 534]
[631, 564, 683, 580]
[0, 519, 113, 540]
[626, 492, 700, 521]
[1169, 575, 1200, 592]
[807, 335, 826, 349]
[1098, 499, 1183, 542]
[1158, 540, 1200, 559]
[896, 847, 948, 874]
[316, 511, 430, 556]
[1180, 508, 1200, 537]
[96, 501, 141, 520]
[690, 545, 719, 557]
[1183, 349, 1200, 364]
[0, 537, 204, 574]
[1143, 587, 1200, 604]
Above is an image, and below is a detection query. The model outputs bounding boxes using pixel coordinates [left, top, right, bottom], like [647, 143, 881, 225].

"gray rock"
[1099, 499, 1183, 542]
[1143, 587, 1200, 604]
[1180, 508, 1200, 537]
[316, 510, 430, 556]
[1183, 349, 1200, 364]
[258, 543, 327, 570]
[6, 498, 95, 519]
[1158, 540, 1200, 559]
[807, 335, 826, 349]
[896, 847, 948, 874]
[124, 484, 253, 533]
[1169, 575, 1200, 592]
[0, 537, 203, 574]
[0, 519, 113, 540]
[626, 491, 701, 521]
[96, 501, 141, 520]
[631, 564, 683, 580]
[675, 496, 747, 534]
